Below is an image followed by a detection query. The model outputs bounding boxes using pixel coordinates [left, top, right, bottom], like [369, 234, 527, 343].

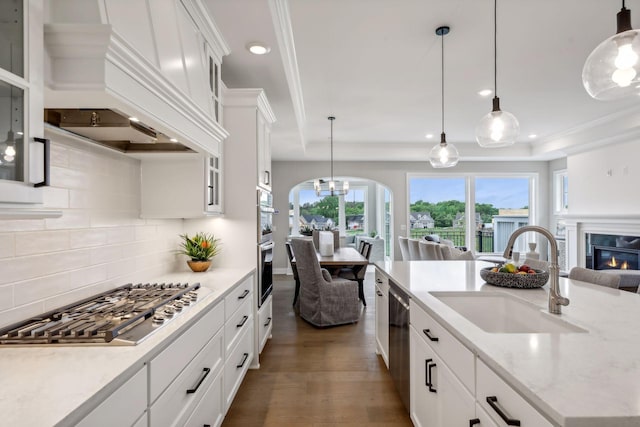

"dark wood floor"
[222, 268, 412, 426]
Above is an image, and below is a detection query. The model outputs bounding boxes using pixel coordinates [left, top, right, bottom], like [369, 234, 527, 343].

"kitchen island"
[375, 260, 640, 427]
[0, 267, 255, 427]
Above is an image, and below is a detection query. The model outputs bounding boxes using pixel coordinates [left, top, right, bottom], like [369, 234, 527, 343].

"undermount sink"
[430, 292, 587, 334]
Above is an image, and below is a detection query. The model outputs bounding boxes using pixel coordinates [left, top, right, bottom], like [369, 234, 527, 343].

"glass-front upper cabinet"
[0, 1, 24, 184]
[206, 43, 222, 124]
[0, 0, 49, 207]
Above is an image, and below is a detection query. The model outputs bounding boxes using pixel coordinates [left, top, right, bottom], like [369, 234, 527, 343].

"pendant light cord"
[441, 31, 445, 135]
[494, 0, 498, 96]
[330, 117, 334, 181]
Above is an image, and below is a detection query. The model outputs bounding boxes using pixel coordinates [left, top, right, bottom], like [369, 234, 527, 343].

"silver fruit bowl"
[480, 266, 549, 289]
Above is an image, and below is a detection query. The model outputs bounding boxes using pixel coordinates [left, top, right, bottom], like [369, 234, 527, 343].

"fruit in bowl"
[481, 264, 549, 288]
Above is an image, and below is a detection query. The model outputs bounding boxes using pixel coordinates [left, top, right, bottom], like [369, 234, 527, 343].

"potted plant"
[370, 230, 378, 238]
[299, 225, 313, 236]
[179, 232, 221, 272]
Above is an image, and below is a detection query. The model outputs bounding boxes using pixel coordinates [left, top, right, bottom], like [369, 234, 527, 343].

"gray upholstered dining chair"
[290, 238, 360, 327]
[398, 236, 411, 261]
[338, 241, 371, 306]
[568, 266, 621, 288]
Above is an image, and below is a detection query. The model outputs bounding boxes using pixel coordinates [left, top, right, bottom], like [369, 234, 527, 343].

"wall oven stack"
[258, 189, 274, 307]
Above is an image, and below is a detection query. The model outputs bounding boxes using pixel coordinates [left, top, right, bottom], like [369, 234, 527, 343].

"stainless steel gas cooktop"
[0, 282, 203, 346]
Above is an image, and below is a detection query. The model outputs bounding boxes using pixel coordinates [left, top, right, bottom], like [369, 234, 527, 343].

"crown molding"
[223, 88, 276, 124]
[268, 0, 306, 149]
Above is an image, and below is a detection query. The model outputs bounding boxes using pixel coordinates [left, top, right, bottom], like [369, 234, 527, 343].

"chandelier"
[314, 116, 349, 196]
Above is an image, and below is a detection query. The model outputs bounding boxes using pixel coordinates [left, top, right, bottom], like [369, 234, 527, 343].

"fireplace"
[586, 233, 640, 271]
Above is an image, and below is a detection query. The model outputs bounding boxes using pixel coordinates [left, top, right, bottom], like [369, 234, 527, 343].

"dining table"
[317, 247, 369, 305]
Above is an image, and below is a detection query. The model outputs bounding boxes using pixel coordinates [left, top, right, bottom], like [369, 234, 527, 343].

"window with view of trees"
[409, 175, 534, 254]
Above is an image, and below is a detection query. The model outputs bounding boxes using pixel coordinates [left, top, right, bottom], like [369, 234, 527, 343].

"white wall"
[0, 134, 184, 329]
[568, 140, 640, 215]
[272, 160, 550, 271]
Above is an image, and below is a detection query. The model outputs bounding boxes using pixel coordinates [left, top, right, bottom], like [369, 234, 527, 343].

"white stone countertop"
[0, 267, 255, 427]
[375, 260, 640, 427]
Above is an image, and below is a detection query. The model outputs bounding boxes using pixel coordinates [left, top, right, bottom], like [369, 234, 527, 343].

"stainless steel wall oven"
[258, 189, 274, 307]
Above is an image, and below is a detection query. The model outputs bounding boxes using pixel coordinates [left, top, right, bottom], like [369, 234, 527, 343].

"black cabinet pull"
[424, 358, 433, 387]
[264, 316, 272, 327]
[423, 328, 439, 342]
[264, 170, 270, 185]
[486, 396, 521, 426]
[427, 362, 437, 393]
[238, 289, 250, 299]
[469, 419, 480, 426]
[376, 290, 383, 296]
[33, 137, 50, 188]
[186, 367, 211, 394]
[204, 425, 211, 427]
[237, 352, 249, 368]
[376, 278, 382, 283]
[236, 315, 248, 328]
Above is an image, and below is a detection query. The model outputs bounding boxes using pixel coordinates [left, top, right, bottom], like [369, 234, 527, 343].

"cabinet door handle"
[33, 137, 50, 187]
[427, 362, 437, 393]
[264, 316, 272, 327]
[237, 352, 249, 368]
[264, 170, 270, 185]
[486, 396, 521, 426]
[424, 358, 433, 387]
[469, 419, 480, 426]
[238, 289, 250, 299]
[376, 278, 382, 284]
[236, 315, 249, 328]
[376, 290, 383, 297]
[186, 367, 211, 394]
[423, 328, 439, 342]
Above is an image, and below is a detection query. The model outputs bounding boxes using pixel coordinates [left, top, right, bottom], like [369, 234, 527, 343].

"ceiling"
[204, 0, 640, 162]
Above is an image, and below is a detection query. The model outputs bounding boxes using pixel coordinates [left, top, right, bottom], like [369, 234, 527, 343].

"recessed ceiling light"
[528, 134, 537, 139]
[129, 117, 140, 122]
[246, 42, 271, 55]
[425, 133, 434, 139]
[478, 89, 492, 97]
[169, 138, 178, 143]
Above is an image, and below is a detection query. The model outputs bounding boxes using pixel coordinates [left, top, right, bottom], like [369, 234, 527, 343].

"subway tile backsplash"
[0, 137, 183, 329]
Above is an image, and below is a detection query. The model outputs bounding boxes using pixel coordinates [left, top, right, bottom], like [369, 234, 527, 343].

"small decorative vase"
[187, 260, 211, 272]
[528, 242, 537, 252]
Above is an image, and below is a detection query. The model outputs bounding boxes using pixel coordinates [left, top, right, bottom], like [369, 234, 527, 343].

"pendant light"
[429, 26, 459, 169]
[583, 0, 640, 100]
[314, 116, 349, 196]
[475, 0, 519, 148]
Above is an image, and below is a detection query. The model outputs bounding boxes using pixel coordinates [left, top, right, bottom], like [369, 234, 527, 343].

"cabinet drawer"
[410, 300, 474, 393]
[224, 293, 252, 354]
[475, 403, 500, 427]
[477, 359, 553, 427]
[258, 294, 273, 353]
[149, 328, 224, 427]
[150, 300, 224, 403]
[76, 365, 147, 427]
[224, 322, 254, 411]
[225, 276, 253, 321]
[375, 269, 389, 294]
[183, 369, 224, 427]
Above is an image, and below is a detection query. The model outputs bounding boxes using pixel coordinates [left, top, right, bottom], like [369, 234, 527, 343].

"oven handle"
[260, 241, 274, 251]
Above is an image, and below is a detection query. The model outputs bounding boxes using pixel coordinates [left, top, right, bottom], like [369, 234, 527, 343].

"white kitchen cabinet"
[0, 0, 50, 207]
[410, 325, 475, 427]
[256, 111, 272, 191]
[76, 365, 147, 427]
[223, 88, 276, 194]
[374, 269, 389, 367]
[183, 369, 224, 427]
[477, 359, 553, 427]
[140, 149, 223, 218]
[258, 293, 273, 354]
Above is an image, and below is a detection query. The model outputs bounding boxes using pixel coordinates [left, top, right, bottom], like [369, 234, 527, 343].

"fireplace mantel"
[562, 214, 640, 269]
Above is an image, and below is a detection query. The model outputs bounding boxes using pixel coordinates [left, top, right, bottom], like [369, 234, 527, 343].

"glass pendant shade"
[583, 4, 640, 100]
[583, 29, 640, 100]
[429, 133, 459, 168]
[475, 98, 520, 147]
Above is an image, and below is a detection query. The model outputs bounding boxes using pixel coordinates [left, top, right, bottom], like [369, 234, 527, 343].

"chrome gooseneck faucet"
[503, 225, 569, 314]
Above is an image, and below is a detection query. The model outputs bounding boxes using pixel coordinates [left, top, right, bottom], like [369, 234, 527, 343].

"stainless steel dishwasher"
[388, 280, 410, 412]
